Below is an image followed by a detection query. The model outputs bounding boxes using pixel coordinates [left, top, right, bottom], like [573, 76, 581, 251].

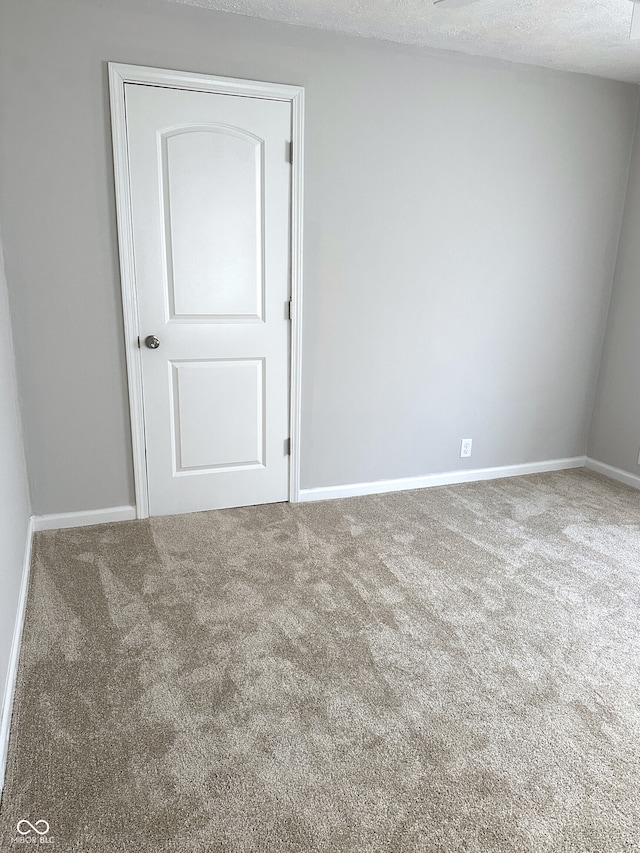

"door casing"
[108, 62, 305, 518]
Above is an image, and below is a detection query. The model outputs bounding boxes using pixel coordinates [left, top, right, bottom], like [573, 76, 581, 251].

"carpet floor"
[1, 469, 639, 851]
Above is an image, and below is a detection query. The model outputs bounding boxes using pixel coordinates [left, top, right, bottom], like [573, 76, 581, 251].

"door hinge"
[287, 299, 293, 321]
[285, 437, 291, 456]
[287, 141, 293, 163]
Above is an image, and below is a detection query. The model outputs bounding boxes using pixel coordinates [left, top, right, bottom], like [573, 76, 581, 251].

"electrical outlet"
[460, 438, 472, 458]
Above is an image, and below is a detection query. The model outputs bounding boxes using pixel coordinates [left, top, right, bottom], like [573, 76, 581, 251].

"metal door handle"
[145, 335, 160, 349]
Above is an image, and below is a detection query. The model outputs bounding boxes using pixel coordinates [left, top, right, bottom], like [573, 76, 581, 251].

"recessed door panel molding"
[109, 63, 304, 517]
[161, 126, 265, 322]
[170, 358, 265, 473]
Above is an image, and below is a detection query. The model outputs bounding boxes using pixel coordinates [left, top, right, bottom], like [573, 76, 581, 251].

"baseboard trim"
[298, 456, 587, 503]
[585, 457, 640, 491]
[0, 517, 34, 793]
[33, 505, 137, 532]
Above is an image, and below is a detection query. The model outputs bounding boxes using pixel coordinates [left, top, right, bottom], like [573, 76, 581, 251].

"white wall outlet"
[460, 438, 472, 458]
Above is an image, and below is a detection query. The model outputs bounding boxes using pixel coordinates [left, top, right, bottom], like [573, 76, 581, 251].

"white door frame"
[108, 63, 305, 518]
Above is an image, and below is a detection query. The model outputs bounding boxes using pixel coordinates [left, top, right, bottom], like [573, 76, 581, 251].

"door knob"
[145, 335, 160, 349]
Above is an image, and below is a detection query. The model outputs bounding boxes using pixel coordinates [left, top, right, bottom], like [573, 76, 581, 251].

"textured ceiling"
[168, 0, 640, 83]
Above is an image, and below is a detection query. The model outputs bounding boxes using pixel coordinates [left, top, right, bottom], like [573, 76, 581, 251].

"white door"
[124, 83, 292, 516]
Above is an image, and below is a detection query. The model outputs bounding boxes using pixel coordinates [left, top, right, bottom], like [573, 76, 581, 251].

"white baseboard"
[585, 457, 640, 491]
[33, 505, 137, 532]
[298, 456, 587, 503]
[0, 517, 34, 793]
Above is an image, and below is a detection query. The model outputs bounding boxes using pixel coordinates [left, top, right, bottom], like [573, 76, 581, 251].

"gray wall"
[0, 0, 637, 511]
[0, 234, 31, 765]
[588, 108, 640, 475]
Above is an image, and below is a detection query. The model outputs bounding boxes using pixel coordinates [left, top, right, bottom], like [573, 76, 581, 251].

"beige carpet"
[1, 469, 639, 851]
